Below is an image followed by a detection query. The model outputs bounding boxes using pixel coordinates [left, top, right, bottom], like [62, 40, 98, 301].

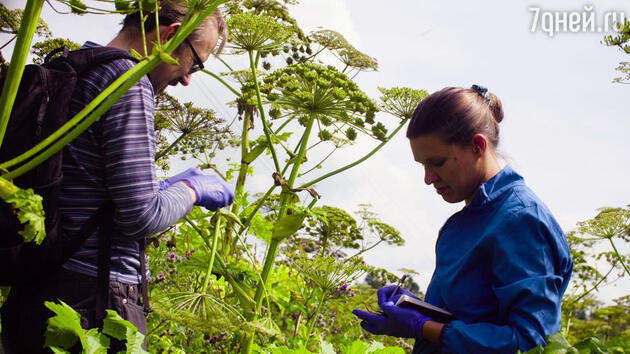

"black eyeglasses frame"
[184, 38, 204, 75]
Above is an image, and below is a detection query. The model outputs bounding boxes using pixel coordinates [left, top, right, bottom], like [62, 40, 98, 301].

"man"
[1, 2, 233, 352]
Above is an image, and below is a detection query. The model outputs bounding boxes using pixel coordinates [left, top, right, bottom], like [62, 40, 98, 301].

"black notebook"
[395, 295, 458, 323]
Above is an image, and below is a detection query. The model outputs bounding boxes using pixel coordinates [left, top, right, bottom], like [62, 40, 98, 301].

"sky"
[2, 0, 629, 303]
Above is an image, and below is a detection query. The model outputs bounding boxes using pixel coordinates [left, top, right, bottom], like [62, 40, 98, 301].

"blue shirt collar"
[468, 165, 524, 208]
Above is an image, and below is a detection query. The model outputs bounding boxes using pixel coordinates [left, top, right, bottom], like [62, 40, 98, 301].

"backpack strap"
[49, 46, 139, 77]
[95, 203, 114, 321]
[139, 238, 153, 314]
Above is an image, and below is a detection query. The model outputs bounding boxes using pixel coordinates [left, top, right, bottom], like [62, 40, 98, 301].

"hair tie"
[471, 84, 492, 106]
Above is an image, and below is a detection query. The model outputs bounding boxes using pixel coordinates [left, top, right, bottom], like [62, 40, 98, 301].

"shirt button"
[122, 298, 128, 305]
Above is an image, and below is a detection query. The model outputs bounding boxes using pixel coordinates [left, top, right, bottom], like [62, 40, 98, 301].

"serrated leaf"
[272, 212, 306, 241]
[83, 328, 109, 354]
[44, 301, 110, 353]
[345, 340, 370, 354]
[44, 301, 86, 350]
[102, 310, 147, 353]
[251, 212, 273, 244]
[366, 341, 385, 352]
[2, 181, 46, 244]
[541, 331, 572, 353]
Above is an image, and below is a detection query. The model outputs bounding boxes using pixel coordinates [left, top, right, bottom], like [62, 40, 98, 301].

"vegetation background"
[0, 0, 628, 353]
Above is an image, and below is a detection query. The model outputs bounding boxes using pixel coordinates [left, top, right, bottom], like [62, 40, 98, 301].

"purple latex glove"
[181, 174, 235, 211]
[352, 285, 431, 339]
[158, 168, 204, 190]
[380, 284, 421, 304]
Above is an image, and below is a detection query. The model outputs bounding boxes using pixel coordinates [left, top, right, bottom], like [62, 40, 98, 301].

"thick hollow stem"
[0, 3, 226, 178]
[253, 114, 316, 308]
[3, 60, 158, 179]
[0, 0, 45, 149]
[201, 215, 222, 294]
[226, 111, 252, 253]
[248, 50, 281, 173]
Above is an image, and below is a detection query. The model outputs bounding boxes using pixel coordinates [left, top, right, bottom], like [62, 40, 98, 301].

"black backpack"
[0, 46, 137, 287]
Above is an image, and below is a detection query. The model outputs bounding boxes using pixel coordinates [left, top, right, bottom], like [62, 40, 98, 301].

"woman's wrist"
[422, 320, 445, 343]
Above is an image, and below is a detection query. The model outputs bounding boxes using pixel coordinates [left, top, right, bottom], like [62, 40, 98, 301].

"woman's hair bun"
[488, 92, 504, 123]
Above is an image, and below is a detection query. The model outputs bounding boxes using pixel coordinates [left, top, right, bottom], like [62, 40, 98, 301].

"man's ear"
[471, 134, 488, 155]
[160, 22, 182, 45]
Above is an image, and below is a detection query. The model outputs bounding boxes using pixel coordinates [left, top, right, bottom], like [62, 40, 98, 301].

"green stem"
[0, 35, 17, 51]
[154, 0, 161, 45]
[253, 114, 316, 307]
[240, 185, 277, 230]
[273, 115, 295, 135]
[0, 0, 45, 149]
[248, 50, 281, 173]
[202, 69, 239, 96]
[3, 59, 158, 179]
[299, 147, 337, 177]
[305, 293, 327, 341]
[201, 215, 222, 294]
[226, 111, 252, 253]
[184, 216, 254, 307]
[241, 114, 316, 353]
[0, 2, 225, 178]
[156, 132, 186, 160]
[217, 56, 234, 72]
[568, 262, 617, 306]
[139, 2, 148, 56]
[608, 238, 630, 276]
[300, 118, 408, 188]
[1, 58, 145, 170]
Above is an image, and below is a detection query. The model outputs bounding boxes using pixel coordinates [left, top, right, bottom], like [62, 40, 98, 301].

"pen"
[364, 274, 409, 315]
[389, 274, 407, 300]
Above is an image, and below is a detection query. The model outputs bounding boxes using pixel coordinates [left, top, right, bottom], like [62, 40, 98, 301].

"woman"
[353, 85, 573, 353]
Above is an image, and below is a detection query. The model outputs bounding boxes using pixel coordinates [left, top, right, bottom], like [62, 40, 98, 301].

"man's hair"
[121, 1, 228, 55]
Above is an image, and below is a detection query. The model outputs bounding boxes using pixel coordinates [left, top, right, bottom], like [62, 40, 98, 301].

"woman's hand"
[352, 286, 431, 339]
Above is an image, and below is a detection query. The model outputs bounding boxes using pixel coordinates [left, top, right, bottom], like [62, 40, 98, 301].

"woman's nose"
[424, 167, 440, 185]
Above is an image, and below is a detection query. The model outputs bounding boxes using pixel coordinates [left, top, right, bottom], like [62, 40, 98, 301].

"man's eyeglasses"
[184, 38, 204, 75]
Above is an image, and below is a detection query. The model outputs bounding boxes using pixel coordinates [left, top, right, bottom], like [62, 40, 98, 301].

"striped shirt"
[61, 42, 194, 284]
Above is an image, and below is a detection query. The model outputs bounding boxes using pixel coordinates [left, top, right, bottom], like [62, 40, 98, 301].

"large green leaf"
[44, 301, 109, 353]
[345, 340, 370, 354]
[102, 310, 148, 354]
[0, 178, 46, 244]
[251, 211, 273, 243]
[272, 212, 306, 241]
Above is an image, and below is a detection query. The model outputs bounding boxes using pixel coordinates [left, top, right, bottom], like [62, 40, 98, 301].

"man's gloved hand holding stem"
[160, 167, 235, 211]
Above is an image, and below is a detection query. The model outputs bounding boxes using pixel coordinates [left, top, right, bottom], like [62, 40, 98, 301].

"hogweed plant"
[0, 1, 429, 351]
[0, 0, 228, 243]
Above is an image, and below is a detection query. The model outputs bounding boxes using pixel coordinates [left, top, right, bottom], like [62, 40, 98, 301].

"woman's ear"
[472, 134, 488, 155]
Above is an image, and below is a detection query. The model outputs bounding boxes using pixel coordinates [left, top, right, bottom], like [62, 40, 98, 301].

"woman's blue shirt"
[415, 166, 573, 353]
